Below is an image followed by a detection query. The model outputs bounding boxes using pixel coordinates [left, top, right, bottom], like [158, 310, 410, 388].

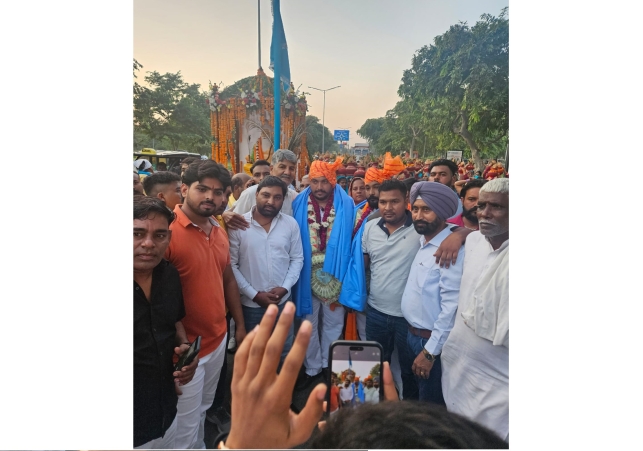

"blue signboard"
[333, 130, 350, 141]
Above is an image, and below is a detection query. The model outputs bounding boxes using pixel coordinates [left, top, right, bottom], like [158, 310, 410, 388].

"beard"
[413, 218, 442, 235]
[478, 220, 508, 237]
[462, 205, 479, 223]
[186, 196, 218, 217]
[367, 195, 379, 210]
[257, 203, 279, 218]
[312, 189, 331, 202]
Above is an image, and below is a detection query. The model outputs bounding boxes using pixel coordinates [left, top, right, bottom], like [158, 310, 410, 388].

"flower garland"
[239, 88, 261, 110]
[207, 82, 229, 112]
[352, 205, 372, 238]
[308, 192, 335, 252]
[283, 84, 309, 116]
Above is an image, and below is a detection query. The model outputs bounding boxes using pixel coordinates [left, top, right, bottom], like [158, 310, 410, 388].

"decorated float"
[207, 69, 311, 180]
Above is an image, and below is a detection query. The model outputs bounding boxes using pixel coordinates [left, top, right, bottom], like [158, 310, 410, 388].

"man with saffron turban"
[292, 157, 355, 387]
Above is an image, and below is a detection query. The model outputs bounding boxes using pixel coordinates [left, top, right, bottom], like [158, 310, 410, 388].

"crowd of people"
[133, 148, 509, 448]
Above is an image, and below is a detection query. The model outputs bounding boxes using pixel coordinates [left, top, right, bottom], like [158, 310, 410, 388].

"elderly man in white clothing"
[228, 176, 304, 367]
[401, 181, 464, 405]
[223, 149, 298, 227]
[441, 178, 509, 441]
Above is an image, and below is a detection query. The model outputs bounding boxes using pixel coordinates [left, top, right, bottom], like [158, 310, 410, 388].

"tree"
[369, 363, 381, 379]
[305, 115, 338, 155]
[134, 69, 211, 154]
[357, 117, 386, 153]
[399, 8, 508, 169]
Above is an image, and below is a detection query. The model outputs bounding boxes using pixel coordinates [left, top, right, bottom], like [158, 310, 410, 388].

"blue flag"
[348, 349, 352, 370]
[269, 0, 291, 93]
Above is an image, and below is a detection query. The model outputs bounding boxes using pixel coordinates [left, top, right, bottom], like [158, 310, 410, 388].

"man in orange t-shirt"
[165, 160, 246, 449]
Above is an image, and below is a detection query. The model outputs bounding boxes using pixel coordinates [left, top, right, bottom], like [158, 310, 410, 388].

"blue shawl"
[292, 185, 355, 317]
[338, 200, 369, 312]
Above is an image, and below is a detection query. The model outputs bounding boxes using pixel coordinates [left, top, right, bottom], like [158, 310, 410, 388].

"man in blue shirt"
[401, 181, 464, 404]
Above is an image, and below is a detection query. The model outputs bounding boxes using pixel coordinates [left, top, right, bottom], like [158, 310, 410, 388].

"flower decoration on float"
[207, 82, 230, 112]
[283, 83, 309, 116]
[239, 88, 261, 110]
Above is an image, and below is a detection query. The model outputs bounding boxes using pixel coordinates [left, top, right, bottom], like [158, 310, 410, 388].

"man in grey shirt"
[362, 179, 421, 401]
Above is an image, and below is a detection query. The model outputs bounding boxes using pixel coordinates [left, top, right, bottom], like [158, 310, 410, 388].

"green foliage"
[134, 67, 211, 154]
[358, 9, 508, 166]
[305, 115, 339, 155]
[369, 363, 381, 379]
[219, 73, 275, 99]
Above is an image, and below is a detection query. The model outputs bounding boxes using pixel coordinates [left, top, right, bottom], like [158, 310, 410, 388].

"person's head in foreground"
[255, 176, 287, 218]
[222, 301, 508, 450]
[181, 160, 231, 218]
[271, 149, 298, 186]
[477, 178, 509, 246]
[133, 196, 174, 273]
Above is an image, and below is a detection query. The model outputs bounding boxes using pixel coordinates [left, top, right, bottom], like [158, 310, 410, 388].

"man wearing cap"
[401, 181, 464, 405]
[292, 157, 355, 386]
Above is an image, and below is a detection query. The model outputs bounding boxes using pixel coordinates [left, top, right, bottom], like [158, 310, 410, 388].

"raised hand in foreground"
[224, 301, 327, 449]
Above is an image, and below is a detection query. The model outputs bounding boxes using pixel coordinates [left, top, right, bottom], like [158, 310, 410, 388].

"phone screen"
[327, 341, 383, 415]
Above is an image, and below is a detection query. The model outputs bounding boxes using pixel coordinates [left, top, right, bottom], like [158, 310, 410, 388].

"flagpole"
[273, 0, 281, 150]
[257, 0, 262, 69]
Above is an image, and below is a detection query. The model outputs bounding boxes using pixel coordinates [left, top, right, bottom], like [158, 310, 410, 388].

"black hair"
[379, 179, 407, 198]
[256, 175, 287, 197]
[402, 177, 418, 193]
[250, 159, 271, 173]
[311, 401, 508, 449]
[180, 157, 199, 167]
[143, 171, 181, 196]
[182, 160, 232, 189]
[428, 159, 459, 177]
[133, 196, 174, 226]
[460, 179, 487, 199]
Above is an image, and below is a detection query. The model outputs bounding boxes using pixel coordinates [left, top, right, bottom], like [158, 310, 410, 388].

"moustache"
[478, 220, 497, 226]
[413, 220, 430, 227]
[201, 201, 216, 207]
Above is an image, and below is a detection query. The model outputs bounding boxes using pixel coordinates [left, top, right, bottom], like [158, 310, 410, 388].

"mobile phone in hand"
[175, 336, 201, 372]
[326, 340, 383, 415]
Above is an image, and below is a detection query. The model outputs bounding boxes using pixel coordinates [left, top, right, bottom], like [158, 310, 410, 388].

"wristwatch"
[422, 348, 437, 362]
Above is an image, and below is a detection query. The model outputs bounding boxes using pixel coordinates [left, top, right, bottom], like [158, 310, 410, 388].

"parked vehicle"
[133, 150, 206, 171]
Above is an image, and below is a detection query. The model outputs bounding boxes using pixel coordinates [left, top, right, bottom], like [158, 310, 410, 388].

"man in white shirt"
[362, 377, 379, 404]
[441, 178, 509, 440]
[339, 380, 354, 407]
[401, 181, 463, 405]
[228, 176, 304, 364]
[222, 149, 299, 229]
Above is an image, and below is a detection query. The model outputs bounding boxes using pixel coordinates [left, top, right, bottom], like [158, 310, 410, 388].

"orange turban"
[309, 156, 343, 186]
[365, 167, 385, 184]
[382, 152, 405, 179]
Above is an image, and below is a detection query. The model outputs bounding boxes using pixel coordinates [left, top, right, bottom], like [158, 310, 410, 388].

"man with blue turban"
[400, 181, 465, 404]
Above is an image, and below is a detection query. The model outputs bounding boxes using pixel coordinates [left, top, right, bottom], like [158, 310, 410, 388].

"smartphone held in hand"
[326, 340, 383, 415]
[175, 336, 201, 372]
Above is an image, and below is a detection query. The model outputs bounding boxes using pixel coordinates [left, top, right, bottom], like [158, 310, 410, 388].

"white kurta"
[441, 231, 509, 440]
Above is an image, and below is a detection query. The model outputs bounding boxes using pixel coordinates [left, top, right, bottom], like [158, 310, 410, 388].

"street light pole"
[308, 85, 340, 153]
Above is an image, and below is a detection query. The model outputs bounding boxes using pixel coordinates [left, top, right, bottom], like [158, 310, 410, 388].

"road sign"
[333, 130, 350, 141]
[446, 150, 463, 161]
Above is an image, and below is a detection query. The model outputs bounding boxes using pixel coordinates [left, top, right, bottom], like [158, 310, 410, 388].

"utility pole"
[308, 85, 340, 153]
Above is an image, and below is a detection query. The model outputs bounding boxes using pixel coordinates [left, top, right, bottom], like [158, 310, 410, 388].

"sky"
[134, 0, 508, 146]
